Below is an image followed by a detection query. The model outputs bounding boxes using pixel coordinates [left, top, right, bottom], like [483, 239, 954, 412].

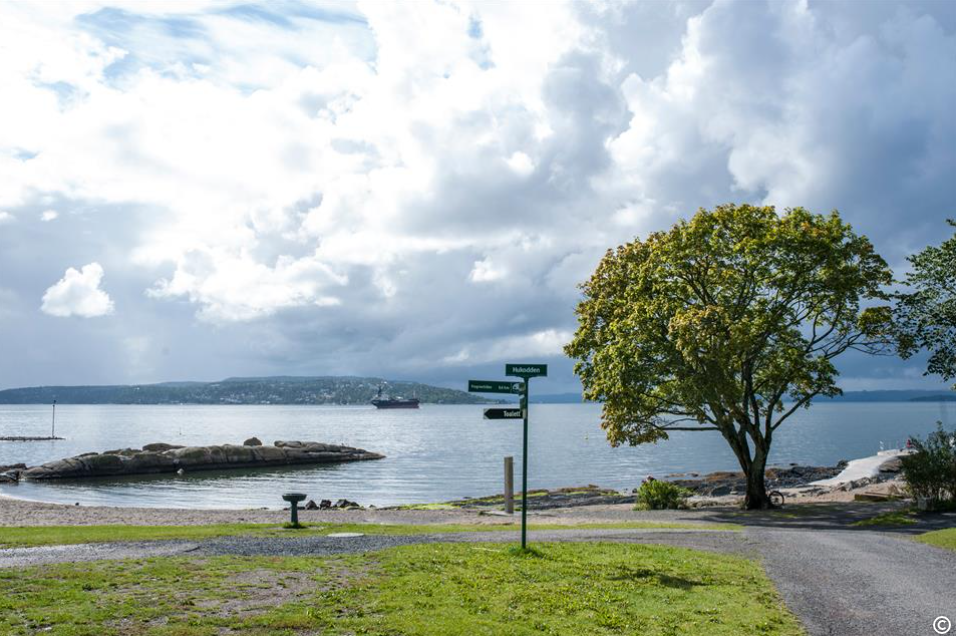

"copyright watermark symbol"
[934, 616, 953, 635]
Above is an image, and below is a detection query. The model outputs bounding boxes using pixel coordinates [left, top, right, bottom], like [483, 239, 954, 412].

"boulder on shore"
[20, 440, 385, 480]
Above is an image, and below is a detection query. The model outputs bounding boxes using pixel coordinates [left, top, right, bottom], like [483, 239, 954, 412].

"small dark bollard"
[282, 492, 308, 527]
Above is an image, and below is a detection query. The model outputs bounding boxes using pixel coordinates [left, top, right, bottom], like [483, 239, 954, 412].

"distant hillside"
[514, 390, 955, 404]
[0, 376, 494, 406]
[910, 394, 956, 402]
[825, 390, 956, 403]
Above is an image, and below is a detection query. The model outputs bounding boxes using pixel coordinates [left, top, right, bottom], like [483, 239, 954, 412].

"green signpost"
[468, 380, 523, 394]
[505, 364, 547, 379]
[468, 362, 547, 550]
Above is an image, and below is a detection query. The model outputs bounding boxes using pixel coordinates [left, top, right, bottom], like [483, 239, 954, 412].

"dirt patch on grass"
[198, 568, 317, 617]
[134, 559, 375, 632]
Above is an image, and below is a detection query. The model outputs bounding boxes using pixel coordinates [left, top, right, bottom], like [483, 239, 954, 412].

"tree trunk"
[743, 446, 772, 510]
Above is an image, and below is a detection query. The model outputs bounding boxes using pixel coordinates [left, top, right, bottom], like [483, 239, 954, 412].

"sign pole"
[468, 363, 546, 552]
[520, 379, 529, 549]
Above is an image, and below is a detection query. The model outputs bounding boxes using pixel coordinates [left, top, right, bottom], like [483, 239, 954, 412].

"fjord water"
[0, 403, 952, 509]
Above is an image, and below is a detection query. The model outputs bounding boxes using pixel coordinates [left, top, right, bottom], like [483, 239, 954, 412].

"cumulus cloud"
[40, 209, 58, 221]
[0, 0, 953, 389]
[600, 0, 956, 263]
[41, 262, 114, 318]
[0, 211, 13, 224]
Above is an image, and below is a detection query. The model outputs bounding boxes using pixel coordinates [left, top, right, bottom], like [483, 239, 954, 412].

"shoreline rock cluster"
[668, 464, 844, 497]
[438, 485, 634, 511]
[302, 498, 362, 510]
[418, 461, 892, 511]
[668, 459, 903, 499]
[4, 439, 384, 482]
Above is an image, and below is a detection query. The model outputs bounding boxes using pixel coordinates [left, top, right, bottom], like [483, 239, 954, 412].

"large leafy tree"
[565, 204, 894, 509]
[894, 220, 956, 387]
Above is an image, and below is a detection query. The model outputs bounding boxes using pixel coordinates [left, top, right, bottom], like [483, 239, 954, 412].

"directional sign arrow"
[505, 363, 547, 379]
[468, 380, 524, 394]
[483, 408, 524, 420]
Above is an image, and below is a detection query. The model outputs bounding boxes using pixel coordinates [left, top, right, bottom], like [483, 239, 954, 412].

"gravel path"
[0, 528, 751, 568]
[0, 540, 202, 568]
[0, 494, 712, 526]
[195, 528, 757, 557]
[754, 528, 956, 636]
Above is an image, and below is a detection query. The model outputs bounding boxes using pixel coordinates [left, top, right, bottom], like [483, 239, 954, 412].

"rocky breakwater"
[17, 439, 384, 481]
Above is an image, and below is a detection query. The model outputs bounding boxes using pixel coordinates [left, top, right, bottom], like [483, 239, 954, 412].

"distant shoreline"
[0, 379, 951, 406]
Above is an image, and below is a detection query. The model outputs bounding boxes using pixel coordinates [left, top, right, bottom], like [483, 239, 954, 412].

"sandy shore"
[0, 491, 733, 527]
[0, 449, 909, 526]
[1, 479, 908, 527]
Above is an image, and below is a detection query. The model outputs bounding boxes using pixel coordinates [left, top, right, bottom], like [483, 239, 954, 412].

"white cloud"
[469, 258, 508, 283]
[600, 0, 956, 260]
[0, 1, 953, 388]
[40, 209, 58, 221]
[442, 329, 573, 366]
[41, 262, 114, 318]
[146, 249, 347, 322]
[505, 151, 535, 176]
[0, 211, 13, 224]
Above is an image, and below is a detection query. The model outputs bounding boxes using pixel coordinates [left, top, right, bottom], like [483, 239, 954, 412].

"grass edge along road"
[0, 542, 802, 636]
[916, 527, 956, 551]
[0, 520, 740, 548]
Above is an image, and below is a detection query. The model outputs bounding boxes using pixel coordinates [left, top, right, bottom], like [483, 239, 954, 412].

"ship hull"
[371, 399, 420, 409]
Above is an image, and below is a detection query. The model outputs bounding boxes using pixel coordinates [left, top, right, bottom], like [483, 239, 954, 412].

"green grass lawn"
[0, 520, 740, 548]
[0, 542, 802, 635]
[850, 510, 918, 527]
[915, 528, 956, 551]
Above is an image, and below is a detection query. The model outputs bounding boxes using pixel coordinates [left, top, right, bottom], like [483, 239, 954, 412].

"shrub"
[634, 480, 693, 510]
[900, 424, 956, 511]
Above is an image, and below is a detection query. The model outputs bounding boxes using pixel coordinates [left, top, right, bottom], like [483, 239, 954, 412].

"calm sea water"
[0, 403, 952, 509]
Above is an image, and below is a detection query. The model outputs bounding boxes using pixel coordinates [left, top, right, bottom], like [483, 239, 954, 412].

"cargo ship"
[370, 385, 420, 409]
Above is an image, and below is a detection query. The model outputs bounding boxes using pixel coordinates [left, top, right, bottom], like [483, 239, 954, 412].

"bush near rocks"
[634, 480, 693, 510]
[901, 423, 956, 511]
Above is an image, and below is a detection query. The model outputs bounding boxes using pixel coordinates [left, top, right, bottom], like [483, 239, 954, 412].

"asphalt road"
[755, 528, 956, 636]
[2, 526, 954, 636]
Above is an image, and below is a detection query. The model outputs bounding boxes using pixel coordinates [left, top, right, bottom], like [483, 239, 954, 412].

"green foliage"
[894, 219, 956, 387]
[566, 204, 893, 508]
[850, 509, 918, 527]
[634, 480, 693, 510]
[900, 424, 956, 510]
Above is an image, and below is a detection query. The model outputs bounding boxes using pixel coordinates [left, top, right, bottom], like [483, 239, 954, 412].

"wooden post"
[504, 456, 514, 514]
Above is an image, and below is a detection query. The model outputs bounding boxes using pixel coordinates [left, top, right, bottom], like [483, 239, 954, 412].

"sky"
[0, 0, 953, 394]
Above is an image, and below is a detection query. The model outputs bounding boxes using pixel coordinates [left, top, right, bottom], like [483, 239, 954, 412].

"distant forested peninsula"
[0, 376, 495, 405]
[0, 379, 950, 406]
[522, 390, 956, 404]
[825, 390, 956, 402]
